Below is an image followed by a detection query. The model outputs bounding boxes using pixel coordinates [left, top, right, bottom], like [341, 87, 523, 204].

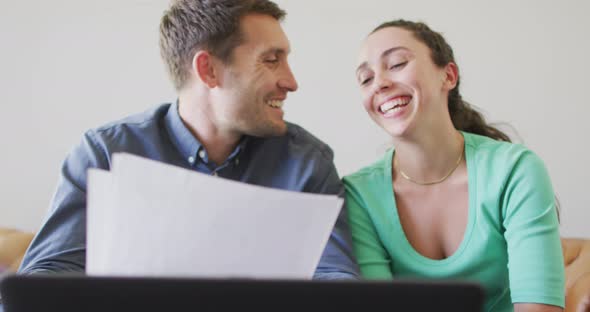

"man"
[18, 0, 359, 279]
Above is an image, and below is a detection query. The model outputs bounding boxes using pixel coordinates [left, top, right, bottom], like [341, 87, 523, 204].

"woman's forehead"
[358, 27, 419, 66]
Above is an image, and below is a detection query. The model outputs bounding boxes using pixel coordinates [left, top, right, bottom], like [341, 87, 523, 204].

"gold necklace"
[394, 146, 464, 186]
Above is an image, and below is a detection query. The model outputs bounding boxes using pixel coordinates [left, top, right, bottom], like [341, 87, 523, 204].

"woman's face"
[356, 26, 456, 137]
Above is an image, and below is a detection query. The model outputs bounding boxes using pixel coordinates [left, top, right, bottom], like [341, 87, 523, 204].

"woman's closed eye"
[389, 61, 408, 70]
[360, 76, 373, 86]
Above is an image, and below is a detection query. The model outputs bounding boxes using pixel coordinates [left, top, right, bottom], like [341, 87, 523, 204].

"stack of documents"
[86, 153, 343, 280]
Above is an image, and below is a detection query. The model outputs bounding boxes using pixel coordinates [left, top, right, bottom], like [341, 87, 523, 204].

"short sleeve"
[344, 176, 393, 279]
[502, 150, 565, 307]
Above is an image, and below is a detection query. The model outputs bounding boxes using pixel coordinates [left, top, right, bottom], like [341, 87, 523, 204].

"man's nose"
[278, 64, 298, 92]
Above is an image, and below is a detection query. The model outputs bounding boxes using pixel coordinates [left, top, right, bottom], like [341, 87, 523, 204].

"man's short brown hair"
[159, 0, 286, 90]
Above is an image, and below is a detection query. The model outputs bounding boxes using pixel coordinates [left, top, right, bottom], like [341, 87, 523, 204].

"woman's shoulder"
[464, 132, 534, 160]
[463, 131, 547, 175]
[343, 149, 393, 187]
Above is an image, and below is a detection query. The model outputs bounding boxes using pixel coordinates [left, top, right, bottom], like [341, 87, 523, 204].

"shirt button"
[198, 150, 206, 159]
[188, 156, 195, 164]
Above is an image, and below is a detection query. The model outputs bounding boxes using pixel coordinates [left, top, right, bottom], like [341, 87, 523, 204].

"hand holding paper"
[86, 153, 343, 280]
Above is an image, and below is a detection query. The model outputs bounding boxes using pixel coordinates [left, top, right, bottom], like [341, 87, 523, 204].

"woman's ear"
[443, 62, 459, 91]
[191, 50, 219, 88]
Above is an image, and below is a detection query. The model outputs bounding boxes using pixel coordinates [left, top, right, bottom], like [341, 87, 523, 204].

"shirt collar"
[228, 135, 250, 161]
[164, 100, 202, 162]
[164, 100, 251, 164]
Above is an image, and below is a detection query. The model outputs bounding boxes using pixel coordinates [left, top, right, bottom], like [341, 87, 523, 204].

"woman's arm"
[343, 177, 393, 279]
[514, 303, 563, 312]
[502, 149, 565, 309]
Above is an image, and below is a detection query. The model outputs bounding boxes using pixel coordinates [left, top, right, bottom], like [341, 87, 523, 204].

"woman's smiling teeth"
[267, 99, 284, 109]
[379, 96, 411, 114]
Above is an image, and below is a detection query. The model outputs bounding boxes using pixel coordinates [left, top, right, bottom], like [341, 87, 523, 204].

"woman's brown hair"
[373, 20, 511, 142]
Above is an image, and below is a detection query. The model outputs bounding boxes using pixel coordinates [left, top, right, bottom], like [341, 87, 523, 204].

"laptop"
[0, 275, 484, 312]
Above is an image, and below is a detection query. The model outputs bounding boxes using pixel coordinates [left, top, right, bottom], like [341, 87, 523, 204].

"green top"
[343, 132, 564, 312]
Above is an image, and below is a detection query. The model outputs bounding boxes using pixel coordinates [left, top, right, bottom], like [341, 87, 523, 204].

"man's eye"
[265, 59, 279, 64]
[389, 61, 408, 70]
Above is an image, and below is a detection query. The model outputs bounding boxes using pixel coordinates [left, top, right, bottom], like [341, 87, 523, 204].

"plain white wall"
[1, 0, 588, 238]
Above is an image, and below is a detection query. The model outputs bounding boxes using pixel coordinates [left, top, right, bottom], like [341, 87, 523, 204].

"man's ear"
[192, 51, 218, 88]
[443, 62, 459, 91]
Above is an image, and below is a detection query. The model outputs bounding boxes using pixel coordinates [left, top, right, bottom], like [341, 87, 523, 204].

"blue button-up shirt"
[17, 102, 359, 280]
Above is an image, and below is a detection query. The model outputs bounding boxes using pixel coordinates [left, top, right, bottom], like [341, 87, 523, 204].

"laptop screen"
[0, 275, 484, 312]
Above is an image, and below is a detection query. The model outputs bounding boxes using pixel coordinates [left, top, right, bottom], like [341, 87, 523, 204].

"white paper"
[86, 169, 113, 273]
[86, 153, 343, 280]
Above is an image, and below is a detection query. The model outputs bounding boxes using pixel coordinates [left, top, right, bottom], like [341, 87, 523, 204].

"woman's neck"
[393, 122, 464, 185]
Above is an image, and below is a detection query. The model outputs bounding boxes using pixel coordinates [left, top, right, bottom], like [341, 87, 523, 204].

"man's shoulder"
[79, 102, 173, 157]
[92, 103, 172, 136]
[282, 122, 334, 162]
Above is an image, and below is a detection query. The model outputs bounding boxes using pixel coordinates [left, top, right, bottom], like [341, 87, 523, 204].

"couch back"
[0, 228, 34, 272]
[0, 229, 588, 312]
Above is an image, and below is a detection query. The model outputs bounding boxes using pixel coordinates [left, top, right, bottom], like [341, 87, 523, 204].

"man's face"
[211, 13, 298, 138]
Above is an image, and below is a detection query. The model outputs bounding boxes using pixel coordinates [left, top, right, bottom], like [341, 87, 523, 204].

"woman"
[344, 20, 564, 312]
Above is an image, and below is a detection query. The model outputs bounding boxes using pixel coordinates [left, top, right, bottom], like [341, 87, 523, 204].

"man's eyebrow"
[356, 46, 409, 75]
[261, 47, 289, 56]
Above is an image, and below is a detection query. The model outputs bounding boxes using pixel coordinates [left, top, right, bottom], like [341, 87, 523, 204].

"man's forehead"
[239, 14, 291, 53]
